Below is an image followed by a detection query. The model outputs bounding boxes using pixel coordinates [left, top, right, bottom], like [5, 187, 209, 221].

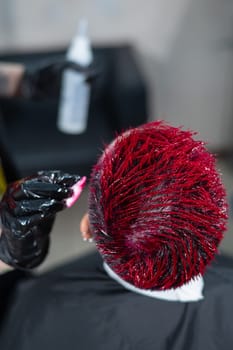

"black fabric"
[0, 251, 233, 350]
[0, 270, 30, 330]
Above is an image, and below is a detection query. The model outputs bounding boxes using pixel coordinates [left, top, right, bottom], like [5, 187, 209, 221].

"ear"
[80, 213, 93, 241]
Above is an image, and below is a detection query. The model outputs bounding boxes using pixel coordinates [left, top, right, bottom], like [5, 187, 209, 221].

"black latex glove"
[0, 170, 85, 270]
[21, 59, 98, 99]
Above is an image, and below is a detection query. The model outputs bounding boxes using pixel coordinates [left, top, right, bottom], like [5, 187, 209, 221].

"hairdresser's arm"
[0, 60, 97, 99]
[0, 63, 25, 97]
[0, 258, 12, 273]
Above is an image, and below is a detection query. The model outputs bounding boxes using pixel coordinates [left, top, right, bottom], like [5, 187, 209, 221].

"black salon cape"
[0, 252, 233, 350]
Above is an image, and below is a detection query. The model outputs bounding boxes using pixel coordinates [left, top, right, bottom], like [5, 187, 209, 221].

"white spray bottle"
[57, 19, 93, 134]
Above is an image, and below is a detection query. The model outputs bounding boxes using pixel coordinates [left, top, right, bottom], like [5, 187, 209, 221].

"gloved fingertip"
[65, 176, 87, 208]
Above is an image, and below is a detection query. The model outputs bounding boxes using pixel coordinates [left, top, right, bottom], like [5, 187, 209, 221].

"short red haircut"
[88, 121, 228, 290]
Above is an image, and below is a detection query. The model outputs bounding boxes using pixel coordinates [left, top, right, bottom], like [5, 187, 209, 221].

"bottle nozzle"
[78, 18, 88, 37]
[67, 18, 93, 66]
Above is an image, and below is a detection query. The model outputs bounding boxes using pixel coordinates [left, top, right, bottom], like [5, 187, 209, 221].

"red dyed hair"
[88, 121, 228, 290]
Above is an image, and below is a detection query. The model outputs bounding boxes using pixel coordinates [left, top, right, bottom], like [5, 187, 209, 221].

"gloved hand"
[21, 59, 98, 99]
[0, 170, 86, 270]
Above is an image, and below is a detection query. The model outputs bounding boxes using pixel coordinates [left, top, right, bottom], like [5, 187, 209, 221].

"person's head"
[86, 121, 228, 290]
